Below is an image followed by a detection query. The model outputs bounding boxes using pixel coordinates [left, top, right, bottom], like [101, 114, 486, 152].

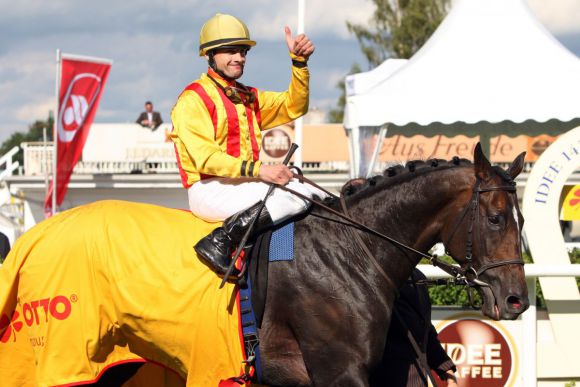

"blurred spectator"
[0, 232, 10, 263]
[136, 101, 163, 130]
[370, 269, 457, 386]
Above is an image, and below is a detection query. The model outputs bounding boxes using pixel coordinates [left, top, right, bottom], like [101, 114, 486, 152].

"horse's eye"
[488, 215, 501, 225]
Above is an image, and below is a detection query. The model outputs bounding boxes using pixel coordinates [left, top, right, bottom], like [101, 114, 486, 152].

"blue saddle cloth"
[268, 222, 294, 262]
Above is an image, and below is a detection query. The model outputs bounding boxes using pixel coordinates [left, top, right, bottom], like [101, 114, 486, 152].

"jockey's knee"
[266, 188, 311, 223]
[287, 193, 310, 214]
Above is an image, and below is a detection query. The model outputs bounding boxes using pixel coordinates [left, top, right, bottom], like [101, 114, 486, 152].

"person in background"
[0, 232, 10, 264]
[371, 269, 458, 386]
[136, 101, 163, 130]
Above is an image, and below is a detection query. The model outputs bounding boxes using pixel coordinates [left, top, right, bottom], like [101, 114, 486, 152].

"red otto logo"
[57, 73, 102, 143]
[0, 295, 76, 343]
[437, 318, 517, 386]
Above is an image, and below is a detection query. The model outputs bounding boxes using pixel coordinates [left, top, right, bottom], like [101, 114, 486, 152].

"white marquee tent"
[344, 0, 580, 177]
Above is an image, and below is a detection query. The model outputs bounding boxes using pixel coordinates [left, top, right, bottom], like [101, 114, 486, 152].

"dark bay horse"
[0, 144, 528, 386]
[257, 144, 528, 386]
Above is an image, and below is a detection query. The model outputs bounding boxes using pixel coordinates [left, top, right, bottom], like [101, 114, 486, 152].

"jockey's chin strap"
[282, 170, 523, 293]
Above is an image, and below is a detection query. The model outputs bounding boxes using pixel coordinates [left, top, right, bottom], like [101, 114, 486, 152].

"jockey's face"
[209, 46, 248, 79]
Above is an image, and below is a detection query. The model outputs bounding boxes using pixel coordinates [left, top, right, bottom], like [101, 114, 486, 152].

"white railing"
[20, 141, 353, 175]
[0, 146, 20, 179]
[15, 141, 580, 177]
[418, 263, 580, 279]
[21, 142, 181, 175]
[21, 142, 51, 175]
[418, 263, 580, 387]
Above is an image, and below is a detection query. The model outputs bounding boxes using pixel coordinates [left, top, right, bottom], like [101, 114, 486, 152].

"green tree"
[328, 63, 361, 123]
[348, 0, 450, 65]
[329, 0, 449, 122]
[0, 114, 53, 167]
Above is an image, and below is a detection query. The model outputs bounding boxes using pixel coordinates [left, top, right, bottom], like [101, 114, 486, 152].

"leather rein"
[279, 170, 525, 296]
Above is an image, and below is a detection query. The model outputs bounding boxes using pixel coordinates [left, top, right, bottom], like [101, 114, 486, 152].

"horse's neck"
[344, 168, 472, 287]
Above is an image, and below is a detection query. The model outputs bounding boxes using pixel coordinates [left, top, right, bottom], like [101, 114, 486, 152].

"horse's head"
[442, 144, 529, 320]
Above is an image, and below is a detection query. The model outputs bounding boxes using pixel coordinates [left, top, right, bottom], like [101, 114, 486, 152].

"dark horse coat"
[257, 145, 528, 386]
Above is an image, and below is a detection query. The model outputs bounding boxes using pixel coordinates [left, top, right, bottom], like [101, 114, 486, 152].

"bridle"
[274, 171, 525, 300]
[433, 177, 525, 306]
[442, 178, 525, 285]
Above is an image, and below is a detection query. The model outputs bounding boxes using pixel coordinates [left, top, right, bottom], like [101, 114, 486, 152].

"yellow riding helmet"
[199, 13, 257, 56]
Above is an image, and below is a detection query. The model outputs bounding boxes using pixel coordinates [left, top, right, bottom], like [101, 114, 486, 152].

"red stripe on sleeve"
[183, 83, 218, 138]
[180, 82, 221, 182]
[172, 134, 192, 188]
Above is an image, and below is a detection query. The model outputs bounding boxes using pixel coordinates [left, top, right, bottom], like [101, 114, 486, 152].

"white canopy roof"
[344, 0, 580, 135]
[345, 59, 407, 97]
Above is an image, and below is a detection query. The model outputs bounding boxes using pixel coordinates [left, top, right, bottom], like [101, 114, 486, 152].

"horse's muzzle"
[502, 294, 529, 319]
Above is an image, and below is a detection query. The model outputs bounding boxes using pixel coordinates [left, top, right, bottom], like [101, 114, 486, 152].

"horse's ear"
[342, 178, 366, 196]
[474, 142, 493, 181]
[507, 151, 526, 179]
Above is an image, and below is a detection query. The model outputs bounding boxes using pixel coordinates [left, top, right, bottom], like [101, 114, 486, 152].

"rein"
[283, 172, 524, 295]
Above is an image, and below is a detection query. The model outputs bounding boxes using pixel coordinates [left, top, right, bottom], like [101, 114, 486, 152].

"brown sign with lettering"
[437, 318, 517, 386]
[379, 134, 557, 163]
[259, 123, 557, 164]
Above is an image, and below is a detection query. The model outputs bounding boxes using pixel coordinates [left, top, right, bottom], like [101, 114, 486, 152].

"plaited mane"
[340, 157, 472, 199]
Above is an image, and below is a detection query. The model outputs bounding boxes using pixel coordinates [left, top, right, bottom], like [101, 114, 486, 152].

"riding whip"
[219, 143, 299, 288]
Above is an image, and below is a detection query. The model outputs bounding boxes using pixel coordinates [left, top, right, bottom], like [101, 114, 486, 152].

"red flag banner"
[45, 54, 112, 216]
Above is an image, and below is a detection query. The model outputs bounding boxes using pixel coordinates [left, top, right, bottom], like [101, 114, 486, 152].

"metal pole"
[522, 278, 537, 387]
[366, 125, 388, 178]
[293, 0, 306, 168]
[52, 49, 61, 215]
[298, 0, 305, 33]
[43, 126, 48, 198]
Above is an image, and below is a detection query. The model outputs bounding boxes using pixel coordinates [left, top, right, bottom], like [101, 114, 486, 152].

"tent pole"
[366, 125, 388, 178]
[348, 126, 360, 178]
[293, 0, 306, 168]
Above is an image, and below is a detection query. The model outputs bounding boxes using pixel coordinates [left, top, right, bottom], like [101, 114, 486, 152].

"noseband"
[443, 178, 525, 288]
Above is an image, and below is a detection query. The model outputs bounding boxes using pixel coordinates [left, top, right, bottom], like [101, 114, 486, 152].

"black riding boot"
[194, 201, 274, 274]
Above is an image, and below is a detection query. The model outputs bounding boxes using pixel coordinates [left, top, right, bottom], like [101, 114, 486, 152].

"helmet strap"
[207, 51, 236, 82]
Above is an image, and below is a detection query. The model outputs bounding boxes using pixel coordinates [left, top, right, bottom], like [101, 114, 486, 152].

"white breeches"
[188, 177, 328, 223]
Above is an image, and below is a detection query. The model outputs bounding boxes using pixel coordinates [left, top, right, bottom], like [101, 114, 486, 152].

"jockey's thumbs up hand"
[259, 164, 293, 185]
[285, 26, 315, 60]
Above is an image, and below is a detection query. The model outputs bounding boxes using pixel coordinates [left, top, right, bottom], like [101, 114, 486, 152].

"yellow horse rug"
[0, 200, 252, 386]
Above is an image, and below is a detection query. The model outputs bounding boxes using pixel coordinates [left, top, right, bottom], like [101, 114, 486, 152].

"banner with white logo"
[44, 53, 112, 216]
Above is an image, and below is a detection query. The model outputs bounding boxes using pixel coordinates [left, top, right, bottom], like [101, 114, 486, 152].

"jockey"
[170, 13, 325, 275]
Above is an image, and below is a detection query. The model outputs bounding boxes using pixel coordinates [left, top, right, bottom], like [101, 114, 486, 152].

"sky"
[0, 0, 579, 143]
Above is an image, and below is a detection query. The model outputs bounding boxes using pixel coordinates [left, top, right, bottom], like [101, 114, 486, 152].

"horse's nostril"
[506, 295, 522, 309]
